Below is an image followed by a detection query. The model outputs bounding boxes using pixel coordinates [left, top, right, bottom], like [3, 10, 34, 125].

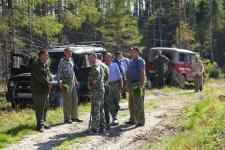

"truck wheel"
[178, 75, 186, 89]
[11, 101, 16, 109]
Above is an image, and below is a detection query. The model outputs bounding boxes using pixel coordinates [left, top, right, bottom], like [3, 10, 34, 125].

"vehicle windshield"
[48, 52, 84, 74]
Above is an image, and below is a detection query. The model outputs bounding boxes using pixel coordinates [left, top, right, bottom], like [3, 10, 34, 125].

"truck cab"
[146, 47, 196, 88]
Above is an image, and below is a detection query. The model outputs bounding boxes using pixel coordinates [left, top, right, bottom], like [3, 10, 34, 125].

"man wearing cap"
[191, 55, 204, 92]
[105, 52, 122, 126]
[30, 50, 52, 132]
[114, 51, 130, 99]
[57, 48, 83, 124]
[154, 50, 169, 88]
[126, 47, 145, 127]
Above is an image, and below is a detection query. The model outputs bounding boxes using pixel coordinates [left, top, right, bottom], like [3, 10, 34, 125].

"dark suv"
[6, 45, 106, 108]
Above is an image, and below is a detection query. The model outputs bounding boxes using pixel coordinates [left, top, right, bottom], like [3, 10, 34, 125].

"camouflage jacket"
[88, 61, 105, 90]
[57, 58, 77, 84]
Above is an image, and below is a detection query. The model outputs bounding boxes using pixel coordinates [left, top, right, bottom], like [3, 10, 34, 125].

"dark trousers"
[33, 93, 49, 127]
[104, 84, 110, 125]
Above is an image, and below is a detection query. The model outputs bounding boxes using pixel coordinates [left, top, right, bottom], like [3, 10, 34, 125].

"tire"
[178, 74, 186, 89]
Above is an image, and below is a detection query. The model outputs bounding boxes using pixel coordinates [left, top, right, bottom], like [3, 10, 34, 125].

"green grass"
[53, 135, 91, 150]
[0, 103, 91, 149]
[161, 86, 182, 93]
[143, 97, 225, 150]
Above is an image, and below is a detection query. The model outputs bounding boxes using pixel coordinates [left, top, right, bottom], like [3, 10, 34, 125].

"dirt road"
[3, 88, 215, 150]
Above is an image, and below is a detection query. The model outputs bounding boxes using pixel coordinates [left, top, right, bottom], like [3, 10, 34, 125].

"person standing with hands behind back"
[30, 50, 52, 132]
[57, 48, 83, 124]
[126, 47, 145, 127]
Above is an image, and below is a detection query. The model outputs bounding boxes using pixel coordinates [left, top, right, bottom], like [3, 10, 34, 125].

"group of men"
[30, 47, 146, 134]
[87, 47, 145, 134]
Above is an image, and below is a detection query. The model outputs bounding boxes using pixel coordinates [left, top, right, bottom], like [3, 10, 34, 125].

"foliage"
[162, 98, 225, 150]
[203, 59, 222, 79]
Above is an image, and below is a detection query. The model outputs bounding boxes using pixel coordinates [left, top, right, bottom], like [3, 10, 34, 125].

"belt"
[109, 80, 120, 85]
[131, 80, 140, 83]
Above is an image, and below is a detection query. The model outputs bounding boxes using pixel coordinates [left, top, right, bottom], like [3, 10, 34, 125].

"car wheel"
[178, 74, 186, 89]
[11, 101, 16, 109]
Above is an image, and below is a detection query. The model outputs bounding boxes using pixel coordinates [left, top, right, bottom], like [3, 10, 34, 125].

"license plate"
[17, 93, 32, 98]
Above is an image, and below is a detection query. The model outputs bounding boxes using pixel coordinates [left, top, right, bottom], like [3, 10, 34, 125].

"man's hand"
[58, 83, 63, 90]
[48, 81, 53, 89]
[92, 80, 99, 85]
[75, 80, 80, 86]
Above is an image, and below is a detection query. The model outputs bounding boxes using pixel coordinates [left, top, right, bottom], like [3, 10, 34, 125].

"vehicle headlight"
[9, 81, 15, 87]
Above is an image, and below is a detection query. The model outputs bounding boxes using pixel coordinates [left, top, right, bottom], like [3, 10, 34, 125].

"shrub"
[203, 59, 222, 79]
[208, 67, 222, 79]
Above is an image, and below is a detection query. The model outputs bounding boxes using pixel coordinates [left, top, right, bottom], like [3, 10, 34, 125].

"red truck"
[146, 47, 197, 88]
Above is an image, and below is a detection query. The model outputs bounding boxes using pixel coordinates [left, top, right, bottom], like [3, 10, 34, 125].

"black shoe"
[64, 120, 73, 124]
[72, 118, 83, 123]
[106, 125, 110, 130]
[36, 126, 44, 132]
[135, 123, 145, 127]
[44, 125, 51, 129]
[87, 129, 99, 135]
[111, 120, 119, 126]
[99, 128, 106, 134]
[125, 121, 136, 125]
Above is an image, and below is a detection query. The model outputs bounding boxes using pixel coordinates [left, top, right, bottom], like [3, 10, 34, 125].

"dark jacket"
[30, 59, 51, 94]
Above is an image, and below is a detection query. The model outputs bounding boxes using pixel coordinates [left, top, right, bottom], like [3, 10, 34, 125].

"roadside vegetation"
[0, 79, 224, 149]
[143, 79, 225, 150]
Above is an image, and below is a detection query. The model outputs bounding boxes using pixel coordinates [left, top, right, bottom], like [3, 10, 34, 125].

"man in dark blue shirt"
[114, 51, 130, 99]
[126, 47, 145, 127]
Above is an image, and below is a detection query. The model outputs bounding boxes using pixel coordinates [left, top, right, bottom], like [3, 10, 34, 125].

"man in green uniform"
[30, 50, 52, 132]
[57, 48, 83, 124]
[98, 55, 110, 129]
[154, 50, 169, 88]
[88, 52, 105, 134]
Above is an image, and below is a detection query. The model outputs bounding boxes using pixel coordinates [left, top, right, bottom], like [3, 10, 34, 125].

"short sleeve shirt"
[126, 57, 145, 82]
[58, 58, 75, 78]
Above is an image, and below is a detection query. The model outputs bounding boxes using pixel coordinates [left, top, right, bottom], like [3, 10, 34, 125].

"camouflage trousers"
[108, 82, 121, 121]
[32, 93, 49, 127]
[62, 86, 78, 121]
[194, 74, 203, 91]
[91, 87, 105, 130]
[104, 83, 110, 125]
[128, 82, 145, 125]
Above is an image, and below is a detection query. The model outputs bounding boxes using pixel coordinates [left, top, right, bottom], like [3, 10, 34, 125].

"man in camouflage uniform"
[57, 48, 83, 124]
[30, 50, 52, 132]
[98, 57, 110, 129]
[191, 55, 204, 92]
[88, 52, 105, 134]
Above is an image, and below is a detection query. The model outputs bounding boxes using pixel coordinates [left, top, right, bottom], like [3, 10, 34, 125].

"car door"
[11, 54, 29, 76]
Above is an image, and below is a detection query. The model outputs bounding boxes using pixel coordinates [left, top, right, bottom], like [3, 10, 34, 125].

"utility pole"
[8, 0, 15, 78]
[28, 4, 33, 51]
[209, 0, 214, 61]
[159, 0, 163, 47]
[178, 0, 181, 48]
[152, 0, 155, 47]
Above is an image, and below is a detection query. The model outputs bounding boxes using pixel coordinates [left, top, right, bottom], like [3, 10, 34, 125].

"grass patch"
[161, 86, 182, 93]
[0, 103, 91, 149]
[143, 97, 225, 150]
[53, 134, 91, 150]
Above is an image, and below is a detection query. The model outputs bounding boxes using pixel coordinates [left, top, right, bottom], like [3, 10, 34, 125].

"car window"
[77, 54, 91, 68]
[12, 56, 25, 69]
[179, 53, 185, 62]
[184, 54, 192, 64]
